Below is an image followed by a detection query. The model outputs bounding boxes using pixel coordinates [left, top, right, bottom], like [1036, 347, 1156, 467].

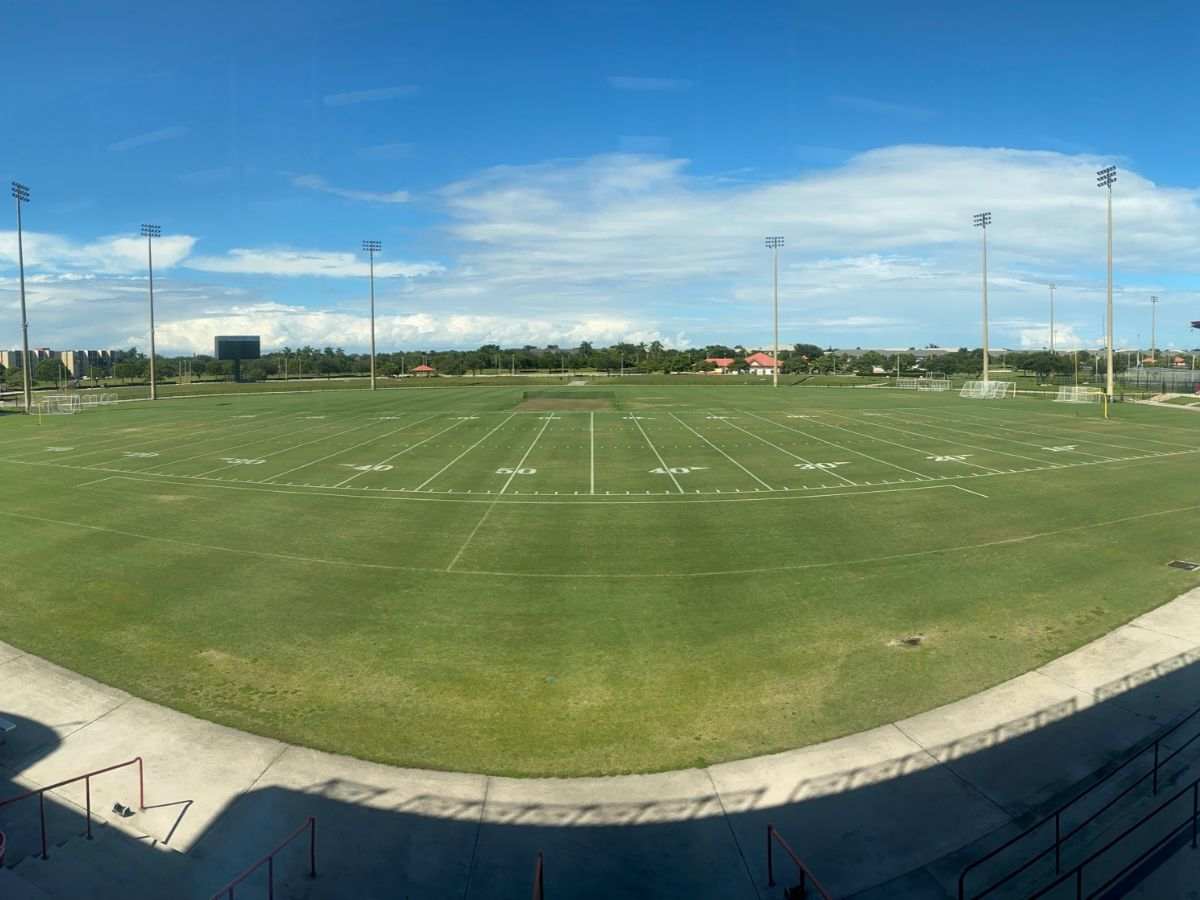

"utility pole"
[1049, 283, 1056, 353]
[973, 212, 992, 382]
[765, 236, 784, 387]
[362, 240, 381, 390]
[1150, 295, 1159, 365]
[1097, 166, 1117, 399]
[12, 182, 31, 413]
[141, 225, 161, 399]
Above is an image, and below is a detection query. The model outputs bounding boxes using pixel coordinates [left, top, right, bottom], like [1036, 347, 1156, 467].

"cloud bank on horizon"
[3, 145, 1199, 355]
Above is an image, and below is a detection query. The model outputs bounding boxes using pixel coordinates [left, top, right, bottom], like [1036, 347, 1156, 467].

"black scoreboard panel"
[214, 336, 261, 361]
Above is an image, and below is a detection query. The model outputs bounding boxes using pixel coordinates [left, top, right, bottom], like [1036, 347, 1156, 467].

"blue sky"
[3, 0, 1200, 354]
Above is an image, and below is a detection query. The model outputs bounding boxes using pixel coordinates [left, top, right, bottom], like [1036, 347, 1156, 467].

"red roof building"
[704, 357, 735, 374]
[411, 364, 435, 375]
[744, 352, 780, 374]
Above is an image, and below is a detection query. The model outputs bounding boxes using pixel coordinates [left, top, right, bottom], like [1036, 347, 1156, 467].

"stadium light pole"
[141, 224, 161, 400]
[1097, 166, 1117, 399]
[11, 182, 32, 413]
[362, 240, 381, 391]
[973, 212, 992, 381]
[1049, 283, 1056, 353]
[765, 236, 784, 387]
[1150, 295, 1159, 365]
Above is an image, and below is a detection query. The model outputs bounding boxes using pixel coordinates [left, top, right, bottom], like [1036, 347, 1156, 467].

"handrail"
[959, 701, 1200, 898]
[0, 756, 144, 860]
[766, 824, 834, 899]
[209, 816, 316, 900]
[531, 849, 544, 900]
[1029, 775, 1199, 899]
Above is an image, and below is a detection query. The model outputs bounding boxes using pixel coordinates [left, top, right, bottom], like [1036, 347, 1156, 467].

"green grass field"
[2, 383, 1199, 776]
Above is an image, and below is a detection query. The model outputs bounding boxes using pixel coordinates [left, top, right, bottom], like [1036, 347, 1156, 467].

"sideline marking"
[589, 411, 596, 495]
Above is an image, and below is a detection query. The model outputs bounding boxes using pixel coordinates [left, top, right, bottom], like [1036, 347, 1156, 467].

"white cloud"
[0, 232, 196, 273]
[183, 248, 442, 279]
[107, 126, 189, 151]
[323, 85, 418, 107]
[292, 174, 410, 204]
[607, 76, 692, 92]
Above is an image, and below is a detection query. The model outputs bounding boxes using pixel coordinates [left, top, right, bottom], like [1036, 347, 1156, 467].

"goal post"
[1054, 385, 1102, 403]
[960, 380, 1016, 399]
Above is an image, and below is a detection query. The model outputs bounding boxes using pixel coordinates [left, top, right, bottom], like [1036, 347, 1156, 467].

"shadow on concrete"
[3, 648, 1200, 899]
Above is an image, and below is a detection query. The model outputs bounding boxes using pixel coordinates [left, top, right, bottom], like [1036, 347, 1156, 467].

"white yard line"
[445, 415, 556, 572]
[332, 418, 468, 488]
[742, 412, 934, 481]
[136, 416, 339, 473]
[590, 411, 596, 495]
[670, 413, 773, 490]
[721, 418, 859, 486]
[194, 419, 382, 477]
[882, 411, 1120, 461]
[630, 415, 685, 493]
[809, 413, 1005, 475]
[845, 413, 1063, 467]
[266, 413, 441, 484]
[414, 413, 517, 491]
[930, 409, 1181, 454]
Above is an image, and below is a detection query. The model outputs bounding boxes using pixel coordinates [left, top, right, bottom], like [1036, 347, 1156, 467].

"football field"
[2, 382, 1199, 775]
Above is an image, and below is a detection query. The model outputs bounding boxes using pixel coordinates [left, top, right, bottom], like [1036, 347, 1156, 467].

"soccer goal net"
[1054, 385, 1102, 403]
[35, 394, 82, 415]
[960, 380, 1016, 399]
[917, 380, 950, 392]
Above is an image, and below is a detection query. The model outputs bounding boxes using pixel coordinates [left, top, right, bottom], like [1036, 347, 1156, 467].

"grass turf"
[1, 383, 1199, 777]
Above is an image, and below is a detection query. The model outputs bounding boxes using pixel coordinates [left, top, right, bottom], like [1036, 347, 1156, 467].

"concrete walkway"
[2, 587, 1200, 898]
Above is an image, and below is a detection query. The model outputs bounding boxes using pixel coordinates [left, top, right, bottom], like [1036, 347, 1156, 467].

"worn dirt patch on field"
[515, 397, 613, 411]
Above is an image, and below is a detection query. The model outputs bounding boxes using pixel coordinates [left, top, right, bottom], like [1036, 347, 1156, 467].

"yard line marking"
[630, 414, 684, 493]
[810, 413, 1005, 475]
[882, 410, 1120, 462]
[742, 411, 934, 481]
[929, 408, 1188, 454]
[721, 418, 858, 486]
[266, 413, 441, 484]
[332, 418, 467, 488]
[953, 485, 989, 499]
[76, 474, 116, 488]
[135, 415, 340, 473]
[445, 415, 556, 572]
[413, 414, 518, 491]
[590, 411, 596, 495]
[848, 414, 1062, 467]
[670, 413, 773, 490]
[194, 418, 383, 476]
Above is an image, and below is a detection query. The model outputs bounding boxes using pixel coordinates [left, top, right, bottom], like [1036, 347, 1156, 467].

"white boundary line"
[590, 411, 596, 495]
[670, 413, 774, 490]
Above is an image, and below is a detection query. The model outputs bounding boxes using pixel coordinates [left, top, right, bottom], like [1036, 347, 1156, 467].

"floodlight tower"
[973, 212, 992, 382]
[11, 182, 31, 413]
[1097, 165, 1117, 399]
[362, 240, 381, 391]
[1150, 295, 1159, 365]
[765, 236, 784, 387]
[1049, 283, 1056, 353]
[141, 224, 162, 400]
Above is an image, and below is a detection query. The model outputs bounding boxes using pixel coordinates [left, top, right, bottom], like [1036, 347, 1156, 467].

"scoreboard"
[214, 336, 261, 361]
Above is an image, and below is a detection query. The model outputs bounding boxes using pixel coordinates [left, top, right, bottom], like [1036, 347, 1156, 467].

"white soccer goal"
[35, 394, 81, 415]
[1054, 385, 1102, 403]
[896, 377, 922, 390]
[960, 380, 1017, 399]
[917, 380, 950, 392]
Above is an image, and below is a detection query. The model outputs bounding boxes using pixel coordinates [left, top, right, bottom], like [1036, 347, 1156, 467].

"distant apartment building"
[1, 348, 117, 378]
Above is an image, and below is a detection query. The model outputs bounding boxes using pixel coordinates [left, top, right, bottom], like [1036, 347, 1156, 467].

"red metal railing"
[766, 824, 833, 899]
[0, 756, 144, 860]
[959, 701, 1200, 899]
[209, 816, 317, 900]
[531, 849, 544, 899]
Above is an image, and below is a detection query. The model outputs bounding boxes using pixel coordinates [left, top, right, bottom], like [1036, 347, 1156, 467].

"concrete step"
[0, 866, 56, 899]
[9, 821, 203, 900]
